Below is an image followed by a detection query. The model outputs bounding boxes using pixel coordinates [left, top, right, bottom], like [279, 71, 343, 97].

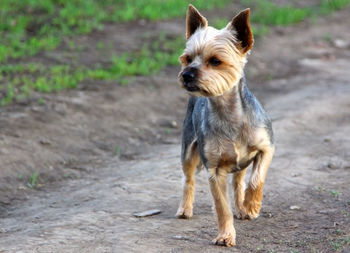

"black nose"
[182, 70, 196, 84]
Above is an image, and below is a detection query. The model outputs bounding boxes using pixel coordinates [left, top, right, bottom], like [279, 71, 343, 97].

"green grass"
[0, 0, 226, 105]
[0, 0, 230, 63]
[330, 190, 340, 198]
[38, 98, 45, 105]
[320, 0, 350, 13]
[88, 36, 183, 80]
[242, 0, 311, 26]
[212, 18, 270, 39]
[213, 0, 312, 30]
[0, 63, 85, 105]
[27, 172, 39, 188]
[0, 34, 184, 105]
[1, 0, 350, 106]
[213, 0, 350, 39]
[330, 237, 350, 251]
[0, 33, 184, 105]
[115, 145, 121, 156]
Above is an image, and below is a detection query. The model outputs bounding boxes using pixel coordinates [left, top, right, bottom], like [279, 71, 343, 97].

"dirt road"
[0, 7, 350, 253]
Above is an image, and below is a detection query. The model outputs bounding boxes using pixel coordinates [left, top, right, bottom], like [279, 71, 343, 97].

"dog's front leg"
[209, 168, 236, 247]
[176, 146, 200, 219]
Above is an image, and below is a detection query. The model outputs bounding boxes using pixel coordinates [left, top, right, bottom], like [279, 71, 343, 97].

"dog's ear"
[186, 4, 208, 39]
[226, 8, 254, 53]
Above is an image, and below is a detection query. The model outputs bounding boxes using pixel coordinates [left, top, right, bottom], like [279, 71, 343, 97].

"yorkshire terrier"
[176, 5, 275, 247]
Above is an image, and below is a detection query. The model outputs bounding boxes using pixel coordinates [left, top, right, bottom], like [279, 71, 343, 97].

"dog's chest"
[204, 138, 258, 171]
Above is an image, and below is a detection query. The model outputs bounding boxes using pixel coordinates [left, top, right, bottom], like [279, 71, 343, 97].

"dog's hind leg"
[232, 168, 247, 219]
[176, 141, 200, 219]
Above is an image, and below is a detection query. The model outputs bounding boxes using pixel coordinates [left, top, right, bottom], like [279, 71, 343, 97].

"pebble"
[39, 139, 51, 145]
[172, 235, 194, 241]
[290, 205, 301, 210]
[170, 120, 177, 128]
[333, 39, 350, 49]
[133, 209, 161, 218]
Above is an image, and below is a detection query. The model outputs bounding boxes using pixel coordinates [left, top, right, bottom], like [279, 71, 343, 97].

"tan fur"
[204, 128, 273, 221]
[204, 139, 238, 172]
[203, 123, 270, 173]
[179, 28, 246, 97]
[209, 168, 236, 246]
[179, 7, 253, 98]
[232, 168, 247, 218]
[240, 145, 274, 219]
[176, 141, 200, 219]
[242, 183, 264, 219]
[176, 5, 274, 247]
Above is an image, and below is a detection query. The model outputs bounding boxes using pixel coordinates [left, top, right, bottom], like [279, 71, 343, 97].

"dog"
[176, 5, 275, 247]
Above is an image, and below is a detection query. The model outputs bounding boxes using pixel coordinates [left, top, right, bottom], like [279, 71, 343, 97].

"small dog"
[176, 5, 275, 247]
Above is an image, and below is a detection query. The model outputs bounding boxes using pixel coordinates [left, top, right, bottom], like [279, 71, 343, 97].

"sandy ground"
[0, 6, 350, 253]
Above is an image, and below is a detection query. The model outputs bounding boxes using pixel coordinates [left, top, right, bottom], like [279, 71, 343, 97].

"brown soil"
[0, 6, 350, 253]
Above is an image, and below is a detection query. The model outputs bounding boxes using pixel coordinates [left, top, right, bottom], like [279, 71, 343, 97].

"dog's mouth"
[178, 79, 212, 97]
[183, 83, 200, 92]
[179, 78, 200, 92]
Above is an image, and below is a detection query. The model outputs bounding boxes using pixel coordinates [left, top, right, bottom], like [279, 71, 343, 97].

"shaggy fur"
[176, 5, 275, 247]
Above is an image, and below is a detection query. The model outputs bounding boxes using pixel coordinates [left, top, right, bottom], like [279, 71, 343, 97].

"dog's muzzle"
[181, 67, 199, 92]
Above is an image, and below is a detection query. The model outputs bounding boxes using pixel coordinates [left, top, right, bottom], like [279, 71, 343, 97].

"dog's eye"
[186, 55, 192, 64]
[209, 57, 222, 66]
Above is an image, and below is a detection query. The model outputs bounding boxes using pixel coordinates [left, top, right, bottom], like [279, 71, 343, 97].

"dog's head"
[178, 5, 254, 97]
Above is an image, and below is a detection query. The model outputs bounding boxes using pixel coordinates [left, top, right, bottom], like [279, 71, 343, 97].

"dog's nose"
[182, 71, 196, 84]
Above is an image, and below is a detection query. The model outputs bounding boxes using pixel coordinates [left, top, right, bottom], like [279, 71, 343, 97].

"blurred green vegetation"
[1, 0, 349, 106]
[213, 0, 350, 43]
[245, 0, 311, 25]
[0, 0, 230, 63]
[1, 0, 230, 105]
[88, 36, 183, 80]
[0, 34, 184, 105]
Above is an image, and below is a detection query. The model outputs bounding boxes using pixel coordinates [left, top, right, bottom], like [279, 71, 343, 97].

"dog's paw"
[235, 202, 260, 220]
[235, 209, 259, 220]
[234, 210, 247, 220]
[212, 229, 236, 247]
[175, 206, 193, 219]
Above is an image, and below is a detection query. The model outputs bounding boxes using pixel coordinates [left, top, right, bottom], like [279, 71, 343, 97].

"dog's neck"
[208, 79, 243, 119]
[207, 78, 244, 137]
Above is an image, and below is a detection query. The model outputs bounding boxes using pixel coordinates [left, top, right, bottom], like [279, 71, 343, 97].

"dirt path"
[1, 7, 350, 253]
